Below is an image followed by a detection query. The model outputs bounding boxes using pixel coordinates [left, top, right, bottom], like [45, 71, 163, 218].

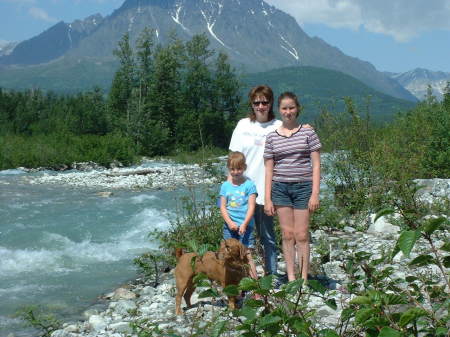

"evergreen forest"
[0, 30, 242, 169]
[0, 28, 449, 180]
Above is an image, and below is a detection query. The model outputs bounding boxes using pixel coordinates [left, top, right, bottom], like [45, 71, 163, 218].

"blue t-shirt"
[220, 179, 257, 227]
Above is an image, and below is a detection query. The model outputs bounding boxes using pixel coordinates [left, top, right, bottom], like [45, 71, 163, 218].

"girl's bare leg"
[246, 249, 258, 279]
[293, 209, 310, 280]
[276, 206, 296, 281]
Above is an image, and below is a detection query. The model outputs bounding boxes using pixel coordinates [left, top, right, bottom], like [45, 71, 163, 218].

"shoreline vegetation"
[1, 29, 449, 336]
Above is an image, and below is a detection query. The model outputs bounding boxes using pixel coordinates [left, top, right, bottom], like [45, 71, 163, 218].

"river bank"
[48, 222, 448, 337]
[0, 161, 222, 337]
[18, 158, 222, 190]
[2, 163, 448, 337]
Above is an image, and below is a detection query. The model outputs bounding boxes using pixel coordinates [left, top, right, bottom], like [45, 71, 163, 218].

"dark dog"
[174, 238, 249, 315]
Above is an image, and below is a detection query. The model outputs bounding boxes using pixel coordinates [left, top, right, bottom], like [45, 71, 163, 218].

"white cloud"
[265, 0, 450, 42]
[28, 6, 57, 22]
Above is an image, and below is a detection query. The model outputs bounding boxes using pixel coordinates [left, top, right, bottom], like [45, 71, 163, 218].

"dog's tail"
[175, 248, 184, 261]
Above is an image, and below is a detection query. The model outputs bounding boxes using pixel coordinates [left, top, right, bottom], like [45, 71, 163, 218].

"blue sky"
[0, 0, 449, 73]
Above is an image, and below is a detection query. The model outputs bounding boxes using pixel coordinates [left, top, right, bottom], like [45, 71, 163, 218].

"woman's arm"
[220, 196, 238, 231]
[308, 151, 321, 212]
[264, 158, 275, 216]
[239, 193, 256, 235]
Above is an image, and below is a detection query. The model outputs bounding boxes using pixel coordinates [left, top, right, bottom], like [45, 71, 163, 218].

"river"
[0, 165, 191, 336]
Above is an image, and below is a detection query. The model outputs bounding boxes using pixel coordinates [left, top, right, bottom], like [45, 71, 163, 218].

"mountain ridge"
[0, 0, 416, 101]
[388, 68, 450, 101]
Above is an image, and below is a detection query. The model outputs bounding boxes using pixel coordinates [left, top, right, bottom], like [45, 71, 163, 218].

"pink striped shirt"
[263, 126, 321, 182]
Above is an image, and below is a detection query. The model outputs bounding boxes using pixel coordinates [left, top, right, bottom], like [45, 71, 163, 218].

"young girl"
[220, 151, 258, 279]
[263, 92, 321, 281]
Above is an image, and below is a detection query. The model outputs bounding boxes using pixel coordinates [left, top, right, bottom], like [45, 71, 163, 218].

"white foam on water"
[130, 194, 158, 204]
[0, 169, 26, 176]
[0, 207, 172, 277]
[0, 283, 58, 301]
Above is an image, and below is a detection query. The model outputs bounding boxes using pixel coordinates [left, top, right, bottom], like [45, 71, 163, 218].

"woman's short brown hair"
[248, 85, 275, 122]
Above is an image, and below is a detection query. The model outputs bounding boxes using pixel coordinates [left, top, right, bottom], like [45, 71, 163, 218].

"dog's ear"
[175, 248, 183, 261]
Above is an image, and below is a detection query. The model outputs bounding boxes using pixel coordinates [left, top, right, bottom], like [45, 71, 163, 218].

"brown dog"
[174, 238, 249, 315]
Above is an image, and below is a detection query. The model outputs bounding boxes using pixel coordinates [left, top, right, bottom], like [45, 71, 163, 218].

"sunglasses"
[252, 101, 270, 106]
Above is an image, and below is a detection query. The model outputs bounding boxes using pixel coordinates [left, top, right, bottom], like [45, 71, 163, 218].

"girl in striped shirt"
[263, 92, 321, 282]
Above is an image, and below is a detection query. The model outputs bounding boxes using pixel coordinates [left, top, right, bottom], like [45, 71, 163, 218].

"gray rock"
[343, 226, 356, 233]
[140, 286, 155, 297]
[64, 324, 79, 333]
[50, 330, 77, 337]
[88, 315, 107, 332]
[110, 321, 133, 334]
[97, 191, 113, 198]
[367, 214, 400, 235]
[83, 308, 99, 319]
[112, 287, 136, 300]
[114, 300, 137, 316]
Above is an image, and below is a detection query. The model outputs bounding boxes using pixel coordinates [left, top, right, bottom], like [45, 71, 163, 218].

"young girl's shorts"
[223, 224, 255, 248]
[271, 181, 312, 209]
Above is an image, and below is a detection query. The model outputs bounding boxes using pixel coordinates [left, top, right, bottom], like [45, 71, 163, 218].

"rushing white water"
[0, 168, 186, 336]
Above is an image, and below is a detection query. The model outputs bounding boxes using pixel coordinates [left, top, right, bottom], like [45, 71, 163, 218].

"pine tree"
[443, 81, 450, 112]
[212, 52, 242, 146]
[177, 34, 214, 150]
[108, 32, 135, 132]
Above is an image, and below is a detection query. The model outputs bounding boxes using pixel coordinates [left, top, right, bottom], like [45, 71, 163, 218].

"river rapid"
[0, 161, 208, 337]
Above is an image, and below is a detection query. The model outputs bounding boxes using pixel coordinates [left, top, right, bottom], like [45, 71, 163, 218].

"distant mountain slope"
[0, 0, 415, 101]
[0, 14, 103, 66]
[0, 41, 18, 57]
[243, 66, 417, 122]
[388, 68, 450, 101]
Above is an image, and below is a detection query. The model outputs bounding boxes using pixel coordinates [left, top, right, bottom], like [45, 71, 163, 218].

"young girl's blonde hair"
[227, 151, 247, 169]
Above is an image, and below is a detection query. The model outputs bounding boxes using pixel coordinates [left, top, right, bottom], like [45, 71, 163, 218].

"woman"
[263, 92, 321, 281]
[229, 85, 281, 276]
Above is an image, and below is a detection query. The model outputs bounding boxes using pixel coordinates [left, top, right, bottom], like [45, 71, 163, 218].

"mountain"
[243, 66, 416, 122]
[0, 14, 103, 65]
[388, 68, 450, 101]
[0, 0, 416, 101]
[0, 41, 18, 57]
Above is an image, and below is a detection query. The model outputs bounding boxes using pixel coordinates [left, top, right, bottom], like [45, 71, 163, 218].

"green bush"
[134, 185, 224, 282]
[0, 132, 138, 169]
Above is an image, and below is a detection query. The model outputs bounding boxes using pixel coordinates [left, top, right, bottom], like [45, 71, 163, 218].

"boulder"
[88, 315, 107, 332]
[367, 214, 400, 235]
[110, 321, 133, 334]
[112, 287, 136, 300]
[97, 191, 113, 198]
[114, 300, 137, 316]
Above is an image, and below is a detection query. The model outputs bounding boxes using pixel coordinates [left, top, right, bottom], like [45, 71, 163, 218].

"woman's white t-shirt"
[229, 117, 282, 205]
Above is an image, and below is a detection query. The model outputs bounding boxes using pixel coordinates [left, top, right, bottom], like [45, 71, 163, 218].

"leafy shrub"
[134, 185, 224, 281]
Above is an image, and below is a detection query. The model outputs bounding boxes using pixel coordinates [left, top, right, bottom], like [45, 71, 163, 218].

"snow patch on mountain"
[200, 2, 229, 49]
[171, 5, 190, 32]
[0, 41, 18, 56]
[280, 34, 299, 61]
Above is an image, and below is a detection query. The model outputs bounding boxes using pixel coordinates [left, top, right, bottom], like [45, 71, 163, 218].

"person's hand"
[308, 195, 320, 212]
[229, 222, 239, 231]
[264, 200, 276, 216]
[302, 123, 314, 129]
[238, 225, 247, 236]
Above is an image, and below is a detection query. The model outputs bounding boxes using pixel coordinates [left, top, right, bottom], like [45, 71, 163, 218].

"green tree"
[211, 52, 242, 147]
[109, 32, 135, 132]
[177, 34, 214, 151]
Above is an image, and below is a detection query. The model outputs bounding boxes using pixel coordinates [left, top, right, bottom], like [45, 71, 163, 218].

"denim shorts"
[223, 224, 255, 248]
[271, 181, 312, 209]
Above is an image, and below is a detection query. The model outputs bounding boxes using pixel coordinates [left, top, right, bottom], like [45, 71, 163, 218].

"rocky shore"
[6, 164, 447, 337]
[22, 159, 221, 190]
[48, 219, 448, 337]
